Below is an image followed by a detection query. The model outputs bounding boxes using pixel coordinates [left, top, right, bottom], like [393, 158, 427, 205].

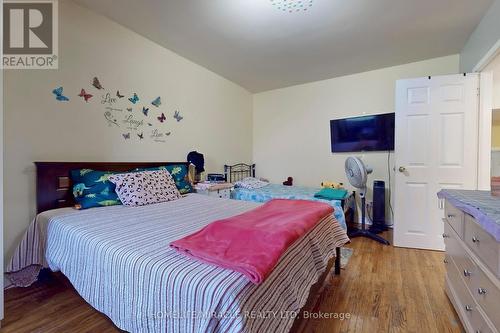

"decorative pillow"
[135, 164, 193, 194]
[70, 169, 122, 209]
[109, 169, 181, 206]
[234, 177, 269, 190]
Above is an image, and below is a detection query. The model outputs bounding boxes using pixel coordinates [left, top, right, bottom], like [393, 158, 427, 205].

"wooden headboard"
[35, 161, 193, 214]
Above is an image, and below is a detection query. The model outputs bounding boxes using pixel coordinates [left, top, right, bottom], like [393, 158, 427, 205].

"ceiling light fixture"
[270, 0, 313, 13]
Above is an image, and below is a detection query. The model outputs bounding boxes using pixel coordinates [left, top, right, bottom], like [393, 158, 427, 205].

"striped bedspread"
[7, 194, 349, 333]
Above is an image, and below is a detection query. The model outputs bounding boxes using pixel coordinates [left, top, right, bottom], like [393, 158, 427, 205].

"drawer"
[445, 200, 465, 239]
[446, 258, 476, 327]
[464, 214, 500, 278]
[208, 189, 231, 199]
[444, 222, 474, 287]
[470, 306, 497, 333]
[471, 265, 500, 330]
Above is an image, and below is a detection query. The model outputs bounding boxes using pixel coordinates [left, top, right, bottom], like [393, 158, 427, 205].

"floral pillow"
[108, 170, 181, 206]
[70, 169, 122, 209]
[135, 164, 193, 194]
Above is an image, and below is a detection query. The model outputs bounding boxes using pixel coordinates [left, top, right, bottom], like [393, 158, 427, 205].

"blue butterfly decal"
[173, 110, 183, 122]
[151, 96, 161, 107]
[128, 93, 139, 104]
[122, 133, 131, 140]
[52, 87, 69, 101]
[142, 107, 149, 116]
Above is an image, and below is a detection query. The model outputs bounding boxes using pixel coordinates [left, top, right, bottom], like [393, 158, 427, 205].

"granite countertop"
[437, 189, 500, 242]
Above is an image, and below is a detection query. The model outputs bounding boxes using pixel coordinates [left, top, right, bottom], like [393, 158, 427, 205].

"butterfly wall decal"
[157, 113, 166, 123]
[122, 133, 131, 140]
[147, 123, 153, 126]
[116, 90, 125, 98]
[137, 132, 144, 140]
[92, 77, 104, 90]
[52, 87, 69, 101]
[126, 107, 133, 112]
[165, 132, 171, 136]
[151, 96, 161, 107]
[142, 107, 149, 116]
[173, 110, 183, 122]
[78, 89, 93, 102]
[129, 93, 139, 104]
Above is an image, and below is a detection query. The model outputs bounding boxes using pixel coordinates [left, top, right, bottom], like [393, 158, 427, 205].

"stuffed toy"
[283, 177, 293, 186]
[321, 181, 344, 189]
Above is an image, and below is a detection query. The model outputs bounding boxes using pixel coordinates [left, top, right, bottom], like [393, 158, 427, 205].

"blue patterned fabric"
[70, 169, 122, 209]
[135, 165, 193, 194]
[231, 184, 347, 229]
[438, 190, 500, 241]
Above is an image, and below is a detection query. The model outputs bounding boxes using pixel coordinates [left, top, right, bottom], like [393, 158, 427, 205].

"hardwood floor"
[2, 231, 463, 333]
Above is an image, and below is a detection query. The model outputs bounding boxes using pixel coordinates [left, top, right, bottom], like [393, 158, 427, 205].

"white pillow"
[109, 170, 181, 206]
[234, 177, 269, 190]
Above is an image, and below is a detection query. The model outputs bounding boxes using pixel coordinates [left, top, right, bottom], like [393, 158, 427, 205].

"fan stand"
[348, 193, 390, 245]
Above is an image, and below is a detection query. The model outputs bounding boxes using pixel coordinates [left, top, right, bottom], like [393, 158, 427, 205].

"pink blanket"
[170, 199, 334, 284]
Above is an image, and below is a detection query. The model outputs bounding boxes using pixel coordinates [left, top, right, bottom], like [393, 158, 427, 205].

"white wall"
[460, 0, 500, 72]
[253, 55, 460, 222]
[3, 1, 253, 266]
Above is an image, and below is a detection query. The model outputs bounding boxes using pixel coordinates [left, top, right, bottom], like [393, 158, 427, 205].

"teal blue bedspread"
[231, 184, 347, 230]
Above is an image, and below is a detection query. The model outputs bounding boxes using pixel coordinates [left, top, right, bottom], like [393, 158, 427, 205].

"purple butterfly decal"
[157, 113, 166, 123]
[122, 133, 131, 140]
[173, 110, 183, 122]
[92, 77, 104, 90]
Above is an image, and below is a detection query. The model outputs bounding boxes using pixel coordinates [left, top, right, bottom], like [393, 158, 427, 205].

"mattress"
[7, 194, 349, 333]
[232, 184, 348, 229]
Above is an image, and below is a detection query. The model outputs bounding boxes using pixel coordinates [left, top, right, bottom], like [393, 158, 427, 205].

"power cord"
[387, 150, 394, 226]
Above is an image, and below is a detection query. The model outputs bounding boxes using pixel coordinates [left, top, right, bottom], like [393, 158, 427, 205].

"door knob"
[398, 166, 406, 172]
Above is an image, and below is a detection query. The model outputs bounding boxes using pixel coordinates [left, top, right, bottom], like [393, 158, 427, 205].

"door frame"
[478, 73, 492, 190]
[0, 0, 4, 322]
[475, 38, 500, 190]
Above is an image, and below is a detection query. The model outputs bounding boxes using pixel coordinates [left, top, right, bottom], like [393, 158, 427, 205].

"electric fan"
[345, 157, 390, 245]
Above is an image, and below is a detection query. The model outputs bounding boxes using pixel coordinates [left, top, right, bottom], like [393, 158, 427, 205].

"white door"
[394, 74, 479, 250]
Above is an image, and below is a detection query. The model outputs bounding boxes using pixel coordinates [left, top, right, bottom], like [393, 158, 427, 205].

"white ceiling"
[73, 0, 494, 93]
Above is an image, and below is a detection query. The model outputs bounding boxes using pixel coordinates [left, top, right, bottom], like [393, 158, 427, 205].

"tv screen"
[330, 113, 395, 152]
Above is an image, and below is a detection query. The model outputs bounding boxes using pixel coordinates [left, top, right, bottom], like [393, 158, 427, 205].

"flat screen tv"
[330, 113, 395, 153]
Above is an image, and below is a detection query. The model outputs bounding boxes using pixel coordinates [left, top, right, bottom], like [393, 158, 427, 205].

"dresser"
[439, 190, 500, 333]
[194, 182, 233, 199]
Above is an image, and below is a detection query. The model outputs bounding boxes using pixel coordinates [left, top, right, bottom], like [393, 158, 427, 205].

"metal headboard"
[224, 163, 256, 183]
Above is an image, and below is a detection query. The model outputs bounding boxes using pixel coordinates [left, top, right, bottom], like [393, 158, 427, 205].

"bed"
[7, 161, 350, 333]
[225, 163, 354, 230]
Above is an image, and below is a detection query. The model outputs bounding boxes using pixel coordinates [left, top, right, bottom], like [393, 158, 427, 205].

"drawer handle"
[472, 236, 480, 243]
[447, 214, 455, 218]
[477, 288, 487, 295]
[442, 233, 449, 238]
[463, 269, 472, 277]
[465, 305, 473, 312]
